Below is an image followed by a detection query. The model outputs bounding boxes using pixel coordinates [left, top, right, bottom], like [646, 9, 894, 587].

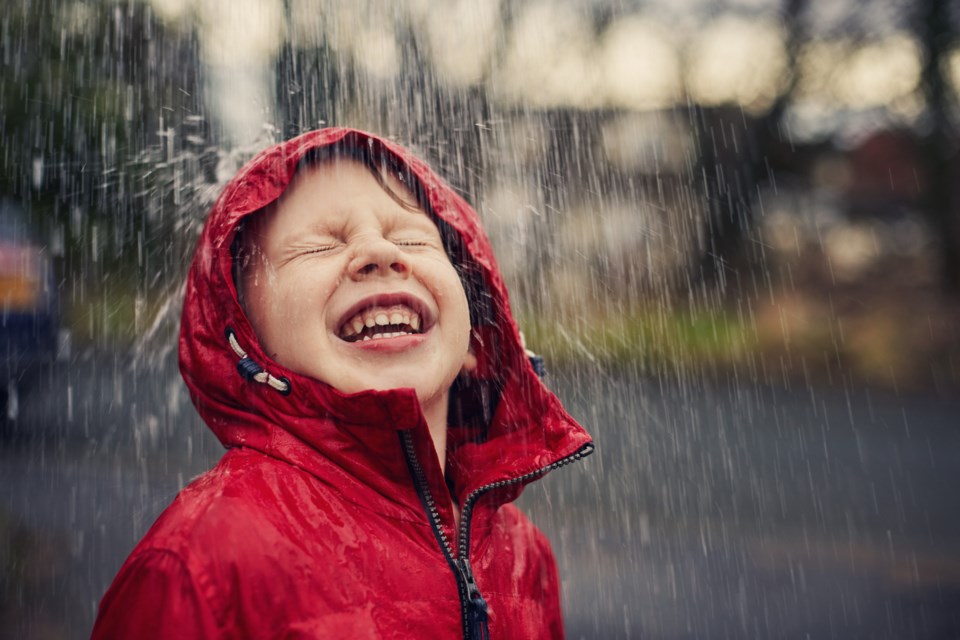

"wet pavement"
[1, 351, 959, 639]
[529, 368, 960, 639]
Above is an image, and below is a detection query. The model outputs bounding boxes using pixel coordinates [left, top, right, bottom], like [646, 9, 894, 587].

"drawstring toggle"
[236, 356, 264, 382]
[225, 328, 291, 395]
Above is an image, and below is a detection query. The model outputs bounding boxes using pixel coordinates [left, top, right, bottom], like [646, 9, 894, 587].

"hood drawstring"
[526, 351, 546, 378]
[518, 331, 546, 378]
[225, 328, 291, 395]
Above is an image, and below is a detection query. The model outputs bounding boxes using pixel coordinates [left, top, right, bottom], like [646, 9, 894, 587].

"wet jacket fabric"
[92, 128, 593, 639]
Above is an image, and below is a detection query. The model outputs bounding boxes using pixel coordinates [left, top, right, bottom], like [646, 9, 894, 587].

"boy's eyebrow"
[271, 205, 439, 245]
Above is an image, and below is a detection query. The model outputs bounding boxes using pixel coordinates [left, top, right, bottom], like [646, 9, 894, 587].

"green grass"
[519, 307, 756, 371]
[64, 285, 171, 348]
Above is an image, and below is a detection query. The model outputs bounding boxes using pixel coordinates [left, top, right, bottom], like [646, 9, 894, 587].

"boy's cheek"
[255, 269, 297, 313]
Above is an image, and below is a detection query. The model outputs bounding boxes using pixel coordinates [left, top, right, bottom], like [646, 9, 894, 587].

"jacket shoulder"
[95, 448, 349, 636]
[483, 502, 561, 590]
[140, 447, 340, 556]
[93, 546, 221, 639]
[478, 504, 566, 639]
[492, 503, 556, 554]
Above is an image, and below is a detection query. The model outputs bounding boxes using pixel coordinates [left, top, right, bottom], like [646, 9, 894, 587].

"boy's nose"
[348, 236, 410, 280]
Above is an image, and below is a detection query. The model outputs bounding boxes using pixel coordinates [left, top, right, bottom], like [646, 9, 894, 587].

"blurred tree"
[0, 0, 204, 318]
[689, 0, 809, 292]
[696, 0, 960, 297]
[274, 0, 492, 197]
[916, 0, 960, 293]
[692, 105, 760, 294]
[274, 6, 348, 140]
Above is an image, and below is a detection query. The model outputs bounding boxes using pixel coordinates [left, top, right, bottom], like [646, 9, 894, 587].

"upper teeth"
[340, 304, 422, 341]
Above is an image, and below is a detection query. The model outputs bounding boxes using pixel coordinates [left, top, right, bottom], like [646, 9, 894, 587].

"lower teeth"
[361, 331, 412, 341]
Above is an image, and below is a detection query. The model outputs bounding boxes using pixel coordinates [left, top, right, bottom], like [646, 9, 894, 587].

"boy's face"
[240, 159, 473, 419]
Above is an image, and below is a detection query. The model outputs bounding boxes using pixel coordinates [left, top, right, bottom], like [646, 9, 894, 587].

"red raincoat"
[92, 128, 593, 639]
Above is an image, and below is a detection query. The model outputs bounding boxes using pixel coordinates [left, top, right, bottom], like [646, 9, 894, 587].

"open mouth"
[338, 302, 425, 342]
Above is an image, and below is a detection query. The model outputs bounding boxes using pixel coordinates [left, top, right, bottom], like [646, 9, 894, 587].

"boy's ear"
[461, 348, 478, 374]
[460, 329, 479, 374]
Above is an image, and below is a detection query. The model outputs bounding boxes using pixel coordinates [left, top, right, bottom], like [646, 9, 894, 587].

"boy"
[92, 128, 593, 639]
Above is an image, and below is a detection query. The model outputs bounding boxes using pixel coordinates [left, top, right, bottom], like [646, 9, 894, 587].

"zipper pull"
[459, 559, 490, 640]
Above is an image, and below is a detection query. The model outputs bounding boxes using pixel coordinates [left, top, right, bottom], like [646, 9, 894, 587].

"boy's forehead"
[241, 156, 434, 243]
[283, 158, 422, 212]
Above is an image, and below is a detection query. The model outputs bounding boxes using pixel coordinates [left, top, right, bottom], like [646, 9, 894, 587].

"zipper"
[400, 431, 594, 639]
[400, 431, 471, 636]
[455, 441, 595, 563]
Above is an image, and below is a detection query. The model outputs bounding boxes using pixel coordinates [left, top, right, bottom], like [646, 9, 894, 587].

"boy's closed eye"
[283, 241, 342, 262]
[392, 238, 440, 249]
[282, 235, 440, 264]
[300, 245, 340, 256]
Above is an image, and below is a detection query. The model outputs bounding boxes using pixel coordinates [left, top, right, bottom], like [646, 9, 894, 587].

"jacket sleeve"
[91, 549, 220, 640]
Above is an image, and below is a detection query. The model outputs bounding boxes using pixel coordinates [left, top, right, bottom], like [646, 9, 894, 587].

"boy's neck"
[423, 399, 460, 529]
[422, 399, 449, 473]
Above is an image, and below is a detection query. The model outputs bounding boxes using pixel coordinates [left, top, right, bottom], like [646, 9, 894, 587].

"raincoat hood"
[179, 127, 592, 503]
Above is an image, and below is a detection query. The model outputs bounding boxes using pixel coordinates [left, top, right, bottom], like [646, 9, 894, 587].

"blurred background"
[1, 0, 959, 638]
